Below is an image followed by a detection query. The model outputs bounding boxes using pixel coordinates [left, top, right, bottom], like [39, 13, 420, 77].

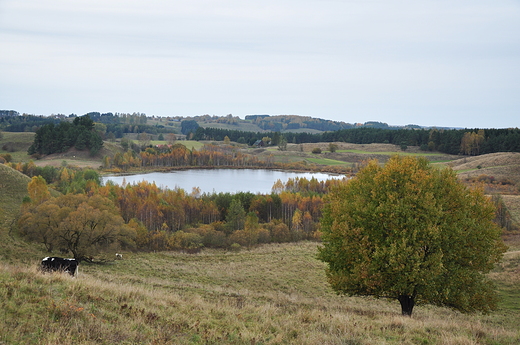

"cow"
[40, 257, 79, 276]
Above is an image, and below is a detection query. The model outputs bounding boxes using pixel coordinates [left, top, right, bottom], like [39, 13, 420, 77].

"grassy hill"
[0, 164, 46, 264]
[0, 163, 31, 225]
[449, 152, 520, 186]
[0, 131, 35, 163]
[1, 242, 519, 344]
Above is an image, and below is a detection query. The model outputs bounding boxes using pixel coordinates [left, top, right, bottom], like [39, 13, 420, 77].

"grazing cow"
[115, 253, 123, 259]
[40, 257, 78, 276]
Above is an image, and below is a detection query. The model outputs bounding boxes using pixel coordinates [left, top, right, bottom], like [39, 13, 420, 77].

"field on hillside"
[1, 242, 519, 345]
[0, 163, 30, 224]
[277, 143, 459, 166]
[449, 152, 520, 187]
[0, 131, 35, 162]
[0, 164, 42, 264]
[31, 143, 121, 169]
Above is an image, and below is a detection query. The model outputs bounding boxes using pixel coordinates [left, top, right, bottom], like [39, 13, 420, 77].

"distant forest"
[189, 126, 520, 156]
[1, 110, 519, 156]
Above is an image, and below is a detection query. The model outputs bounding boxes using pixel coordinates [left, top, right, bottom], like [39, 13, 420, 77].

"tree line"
[190, 126, 520, 155]
[103, 142, 351, 175]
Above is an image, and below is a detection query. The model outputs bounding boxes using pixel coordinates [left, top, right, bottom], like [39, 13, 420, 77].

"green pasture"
[338, 149, 442, 156]
[0, 132, 35, 163]
[149, 140, 205, 150]
[305, 157, 352, 166]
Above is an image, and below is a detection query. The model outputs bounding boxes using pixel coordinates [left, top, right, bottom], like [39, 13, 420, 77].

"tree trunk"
[398, 295, 415, 317]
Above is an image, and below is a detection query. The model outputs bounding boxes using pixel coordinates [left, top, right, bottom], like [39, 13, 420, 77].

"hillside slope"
[0, 163, 30, 224]
[0, 164, 43, 263]
[449, 152, 520, 186]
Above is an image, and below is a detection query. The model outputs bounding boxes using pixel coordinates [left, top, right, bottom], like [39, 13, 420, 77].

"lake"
[103, 169, 343, 194]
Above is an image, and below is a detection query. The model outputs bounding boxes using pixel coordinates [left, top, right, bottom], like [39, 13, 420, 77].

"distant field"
[179, 140, 206, 150]
[305, 157, 352, 166]
[147, 140, 205, 150]
[339, 149, 442, 156]
[0, 132, 34, 162]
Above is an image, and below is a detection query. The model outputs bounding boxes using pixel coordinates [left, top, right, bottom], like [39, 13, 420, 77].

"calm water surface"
[103, 169, 343, 194]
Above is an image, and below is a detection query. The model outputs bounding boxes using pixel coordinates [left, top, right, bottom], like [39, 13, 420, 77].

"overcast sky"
[1, 0, 519, 128]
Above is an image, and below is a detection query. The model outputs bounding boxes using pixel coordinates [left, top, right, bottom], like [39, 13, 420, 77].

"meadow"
[0, 131, 35, 162]
[304, 157, 353, 166]
[1, 242, 520, 345]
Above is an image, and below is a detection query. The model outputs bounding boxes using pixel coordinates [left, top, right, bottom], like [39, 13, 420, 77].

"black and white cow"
[40, 257, 79, 276]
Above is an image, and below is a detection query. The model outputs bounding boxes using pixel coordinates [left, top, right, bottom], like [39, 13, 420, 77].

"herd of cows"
[40, 254, 123, 276]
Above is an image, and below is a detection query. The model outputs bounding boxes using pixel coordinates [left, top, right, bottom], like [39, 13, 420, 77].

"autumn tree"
[19, 193, 135, 261]
[328, 143, 338, 153]
[27, 176, 51, 205]
[318, 155, 506, 317]
[460, 130, 485, 155]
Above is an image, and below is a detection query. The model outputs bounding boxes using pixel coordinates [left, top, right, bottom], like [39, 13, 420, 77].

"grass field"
[0, 163, 40, 265]
[0, 131, 35, 162]
[305, 157, 352, 166]
[1, 242, 519, 345]
[0, 163, 31, 224]
[338, 149, 446, 157]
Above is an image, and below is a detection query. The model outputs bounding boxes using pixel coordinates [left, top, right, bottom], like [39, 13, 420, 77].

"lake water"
[103, 169, 343, 194]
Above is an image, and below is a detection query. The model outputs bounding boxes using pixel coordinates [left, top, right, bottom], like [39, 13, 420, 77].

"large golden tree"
[318, 156, 506, 316]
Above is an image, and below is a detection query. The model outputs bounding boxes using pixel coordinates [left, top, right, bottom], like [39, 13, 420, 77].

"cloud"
[1, 0, 519, 128]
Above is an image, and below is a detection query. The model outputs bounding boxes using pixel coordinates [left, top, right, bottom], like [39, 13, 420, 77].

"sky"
[1, 0, 519, 129]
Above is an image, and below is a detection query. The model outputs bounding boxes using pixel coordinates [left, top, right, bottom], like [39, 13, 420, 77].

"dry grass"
[1, 242, 519, 345]
[449, 152, 520, 187]
[502, 195, 520, 226]
[275, 143, 458, 166]
[0, 164, 31, 223]
[32, 144, 120, 169]
[0, 131, 35, 162]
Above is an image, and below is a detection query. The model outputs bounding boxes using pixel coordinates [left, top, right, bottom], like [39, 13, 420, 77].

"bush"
[257, 228, 271, 244]
[187, 225, 227, 248]
[312, 147, 322, 154]
[0, 153, 11, 162]
[229, 243, 241, 252]
[169, 231, 204, 253]
[328, 143, 338, 153]
[270, 223, 291, 243]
